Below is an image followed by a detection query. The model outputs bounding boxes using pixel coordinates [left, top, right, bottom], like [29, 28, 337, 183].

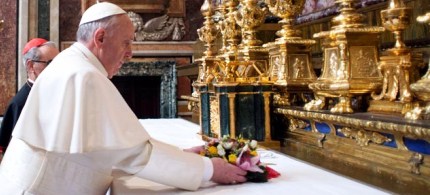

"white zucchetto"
[79, 2, 127, 26]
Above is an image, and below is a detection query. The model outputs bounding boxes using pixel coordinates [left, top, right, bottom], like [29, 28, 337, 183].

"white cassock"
[0, 42, 211, 195]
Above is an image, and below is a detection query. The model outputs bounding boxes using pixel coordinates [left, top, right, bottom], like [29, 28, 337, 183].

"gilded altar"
[187, 0, 430, 193]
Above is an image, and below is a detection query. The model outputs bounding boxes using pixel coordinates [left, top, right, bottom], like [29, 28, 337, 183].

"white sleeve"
[202, 157, 214, 182]
[132, 139, 205, 191]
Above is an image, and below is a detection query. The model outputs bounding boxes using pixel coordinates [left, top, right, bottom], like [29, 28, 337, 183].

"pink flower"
[236, 145, 264, 173]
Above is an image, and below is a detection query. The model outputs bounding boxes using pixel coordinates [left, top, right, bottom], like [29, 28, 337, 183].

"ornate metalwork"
[193, 0, 221, 94]
[408, 153, 424, 175]
[337, 127, 392, 147]
[197, 0, 218, 57]
[317, 134, 326, 148]
[214, 2, 228, 55]
[264, 0, 317, 106]
[235, 0, 267, 48]
[274, 107, 430, 140]
[368, 0, 424, 115]
[265, 0, 305, 41]
[288, 118, 308, 131]
[223, 0, 242, 60]
[305, 0, 384, 113]
[407, 12, 430, 120]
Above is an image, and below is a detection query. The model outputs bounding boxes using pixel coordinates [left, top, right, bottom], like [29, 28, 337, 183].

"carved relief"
[337, 127, 392, 147]
[83, 0, 186, 41]
[350, 47, 379, 78]
[269, 54, 282, 80]
[129, 12, 185, 41]
[288, 54, 309, 79]
[323, 48, 339, 79]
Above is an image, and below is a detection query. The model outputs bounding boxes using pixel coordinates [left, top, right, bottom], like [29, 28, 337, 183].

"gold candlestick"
[197, 0, 218, 58]
[223, 0, 242, 62]
[214, 2, 228, 56]
[266, 0, 304, 41]
[194, 0, 221, 92]
[368, 0, 423, 115]
[235, 0, 267, 48]
[234, 0, 270, 83]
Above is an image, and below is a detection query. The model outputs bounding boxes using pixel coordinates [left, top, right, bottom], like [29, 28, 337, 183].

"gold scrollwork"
[273, 93, 290, 106]
[337, 127, 392, 147]
[288, 118, 308, 131]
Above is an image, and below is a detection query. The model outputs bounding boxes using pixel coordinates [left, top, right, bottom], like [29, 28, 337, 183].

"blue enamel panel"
[315, 122, 331, 134]
[381, 133, 397, 148]
[404, 138, 430, 155]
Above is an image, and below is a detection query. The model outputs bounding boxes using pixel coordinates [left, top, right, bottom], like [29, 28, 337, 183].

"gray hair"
[76, 14, 122, 43]
[22, 41, 57, 67]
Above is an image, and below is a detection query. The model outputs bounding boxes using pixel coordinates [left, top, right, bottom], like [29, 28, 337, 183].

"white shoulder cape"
[12, 42, 149, 153]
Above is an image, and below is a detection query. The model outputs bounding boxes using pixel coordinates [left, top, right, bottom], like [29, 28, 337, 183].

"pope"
[0, 2, 246, 194]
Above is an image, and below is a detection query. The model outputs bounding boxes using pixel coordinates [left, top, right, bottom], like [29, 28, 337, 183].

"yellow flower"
[228, 154, 237, 164]
[208, 146, 218, 155]
[250, 150, 257, 156]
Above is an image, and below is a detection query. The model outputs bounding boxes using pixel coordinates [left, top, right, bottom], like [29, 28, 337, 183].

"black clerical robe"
[0, 82, 32, 150]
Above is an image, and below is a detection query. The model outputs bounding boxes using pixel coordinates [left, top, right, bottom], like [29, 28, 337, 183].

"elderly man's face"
[99, 14, 134, 78]
[30, 45, 59, 80]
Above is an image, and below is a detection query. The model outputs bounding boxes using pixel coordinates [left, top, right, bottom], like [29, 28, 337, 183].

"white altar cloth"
[110, 118, 391, 195]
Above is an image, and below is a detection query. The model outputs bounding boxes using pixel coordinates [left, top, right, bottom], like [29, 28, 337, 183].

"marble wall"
[59, 0, 82, 42]
[0, 0, 18, 114]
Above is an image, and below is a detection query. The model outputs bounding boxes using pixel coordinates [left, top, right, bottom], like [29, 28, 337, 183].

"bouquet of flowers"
[201, 135, 280, 182]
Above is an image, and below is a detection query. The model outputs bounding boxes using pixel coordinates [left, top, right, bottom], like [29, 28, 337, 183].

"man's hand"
[210, 157, 247, 185]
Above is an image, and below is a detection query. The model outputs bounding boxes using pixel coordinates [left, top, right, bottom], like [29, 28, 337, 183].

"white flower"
[222, 141, 233, 149]
[249, 140, 258, 149]
[217, 144, 226, 156]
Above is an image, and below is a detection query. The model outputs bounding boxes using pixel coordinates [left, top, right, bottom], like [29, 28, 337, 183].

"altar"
[109, 118, 390, 195]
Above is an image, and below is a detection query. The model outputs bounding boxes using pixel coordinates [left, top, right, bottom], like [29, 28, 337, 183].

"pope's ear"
[94, 28, 106, 46]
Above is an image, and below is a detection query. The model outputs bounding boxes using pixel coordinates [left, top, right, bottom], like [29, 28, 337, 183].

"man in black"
[0, 38, 59, 151]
